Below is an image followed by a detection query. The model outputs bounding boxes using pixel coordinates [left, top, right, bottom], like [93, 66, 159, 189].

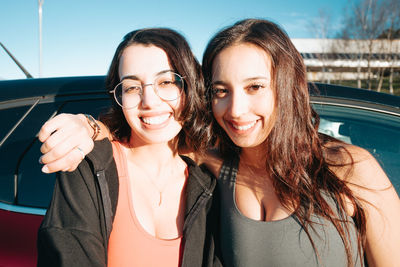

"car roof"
[0, 76, 107, 102]
[309, 82, 400, 115]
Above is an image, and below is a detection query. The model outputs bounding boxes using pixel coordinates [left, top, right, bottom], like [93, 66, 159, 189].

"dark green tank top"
[217, 156, 364, 267]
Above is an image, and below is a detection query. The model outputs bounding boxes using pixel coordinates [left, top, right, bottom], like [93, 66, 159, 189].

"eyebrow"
[120, 69, 175, 82]
[212, 76, 270, 85]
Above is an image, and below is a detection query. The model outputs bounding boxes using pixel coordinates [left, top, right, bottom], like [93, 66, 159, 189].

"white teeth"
[231, 121, 256, 131]
[141, 114, 170, 125]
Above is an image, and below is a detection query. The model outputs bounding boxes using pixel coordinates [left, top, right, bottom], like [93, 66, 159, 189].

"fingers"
[38, 113, 94, 173]
[40, 122, 72, 155]
[40, 133, 93, 165]
[38, 113, 72, 144]
[41, 147, 89, 173]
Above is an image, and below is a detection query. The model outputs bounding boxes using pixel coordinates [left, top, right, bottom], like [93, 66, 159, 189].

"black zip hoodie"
[37, 139, 222, 267]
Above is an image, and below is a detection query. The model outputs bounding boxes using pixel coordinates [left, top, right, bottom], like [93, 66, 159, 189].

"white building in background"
[292, 39, 400, 82]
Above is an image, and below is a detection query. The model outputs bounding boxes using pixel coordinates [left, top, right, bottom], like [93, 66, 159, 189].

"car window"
[0, 100, 56, 204]
[314, 104, 400, 195]
[0, 105, 32, 142]
[0, 95, 110, 208]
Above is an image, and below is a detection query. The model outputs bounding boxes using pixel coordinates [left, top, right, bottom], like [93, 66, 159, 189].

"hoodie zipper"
[95, 169, 113, 261]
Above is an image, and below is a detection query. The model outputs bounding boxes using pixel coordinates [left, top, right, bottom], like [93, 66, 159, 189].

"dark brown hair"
[202, 19, 366, 266]
[100, 28, 212, 153]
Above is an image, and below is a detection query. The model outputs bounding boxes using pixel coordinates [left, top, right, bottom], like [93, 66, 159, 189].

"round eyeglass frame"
[109, 72, 185, 109]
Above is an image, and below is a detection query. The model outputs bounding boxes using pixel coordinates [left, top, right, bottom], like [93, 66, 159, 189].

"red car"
[0, 76, 109, 266]
[0, 206, 43, 266]
[1, 77, 399, 266]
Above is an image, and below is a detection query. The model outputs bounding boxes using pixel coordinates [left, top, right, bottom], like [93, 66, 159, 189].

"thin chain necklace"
[141, 165, 189, 206]
[147, 177, 166, 206]
[126, 144, 189, 206]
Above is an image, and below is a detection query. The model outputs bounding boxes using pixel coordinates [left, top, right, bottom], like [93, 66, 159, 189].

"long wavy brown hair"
[202, 19, 366, 266]
[100, 28, 213, 153]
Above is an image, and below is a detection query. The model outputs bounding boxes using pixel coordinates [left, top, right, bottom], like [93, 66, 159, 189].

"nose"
[140, 84, 162, 108]
[228, 89, 249, 118]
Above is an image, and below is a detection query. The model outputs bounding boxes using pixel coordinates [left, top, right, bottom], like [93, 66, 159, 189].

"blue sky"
[0, 0, 348, 80]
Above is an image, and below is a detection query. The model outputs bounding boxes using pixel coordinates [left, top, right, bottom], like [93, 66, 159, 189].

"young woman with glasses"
[37, 28, 222, 267]
[39, 19, 400, 266]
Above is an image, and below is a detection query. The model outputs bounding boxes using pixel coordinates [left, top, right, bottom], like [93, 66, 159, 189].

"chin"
[129, 121, 182, 145]
[133, 128, 182, 146]
[229, 136, 266, 149]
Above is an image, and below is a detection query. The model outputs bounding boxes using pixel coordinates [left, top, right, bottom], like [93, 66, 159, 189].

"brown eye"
[246, 84, 265, 94]
[212, 88, 229, 98]
[120, 81, 141, 94]
[122, 85, 141, 94]
[157, 79, 175, 88]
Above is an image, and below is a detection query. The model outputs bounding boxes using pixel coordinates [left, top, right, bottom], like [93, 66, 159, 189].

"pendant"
[158, 193, 162, 206]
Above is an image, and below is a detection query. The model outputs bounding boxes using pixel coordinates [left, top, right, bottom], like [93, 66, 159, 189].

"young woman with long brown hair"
[38, 19, 400, 266]
[37, 28, 221, 267]
[200, 19, 399, 266]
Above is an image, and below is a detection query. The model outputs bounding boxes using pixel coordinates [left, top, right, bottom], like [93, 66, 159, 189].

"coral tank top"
[107, 142, 183, 267]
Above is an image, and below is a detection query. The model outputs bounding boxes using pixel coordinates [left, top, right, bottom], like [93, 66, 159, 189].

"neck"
[124, 138, 184, 177]
[240, 144, 268, 170]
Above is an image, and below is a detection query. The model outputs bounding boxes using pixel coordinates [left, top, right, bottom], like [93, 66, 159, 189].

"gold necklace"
[147, 177, 166, 206]
[126, 145, 189, 206]
[142, 166, 189, 206]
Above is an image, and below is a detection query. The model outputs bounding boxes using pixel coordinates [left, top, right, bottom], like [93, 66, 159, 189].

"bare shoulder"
[199, 149, 224, 178]
[348, 145, 393, 189]
[323, 140, 400, 264]
[181, 149, 223, 178]
[325, 141, 392, 189]
[326, 144, 400, 264]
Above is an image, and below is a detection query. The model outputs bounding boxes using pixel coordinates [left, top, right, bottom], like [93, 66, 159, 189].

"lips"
[138, 113, 174, 130]
[227, 120, 258, 134]
[140, 113, 171, 125]
[231, 121, 256, 130]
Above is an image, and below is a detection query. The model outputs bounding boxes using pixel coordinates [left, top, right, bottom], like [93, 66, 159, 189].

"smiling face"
[118, 44, 183, 146]
[211, 43, 276, 149]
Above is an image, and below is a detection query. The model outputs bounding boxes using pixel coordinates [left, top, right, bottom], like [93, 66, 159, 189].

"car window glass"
[0, 102, 58, 204]
[16, 98, 110, 208]
[315, 104, 400, 195]
[0, 105, 32, 142]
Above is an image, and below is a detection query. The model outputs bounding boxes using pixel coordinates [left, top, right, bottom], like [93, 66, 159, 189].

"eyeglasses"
[110, 71, 184, 109]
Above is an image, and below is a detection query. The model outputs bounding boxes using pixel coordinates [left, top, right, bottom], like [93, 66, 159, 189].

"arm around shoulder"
[39, 113, 111, 173]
